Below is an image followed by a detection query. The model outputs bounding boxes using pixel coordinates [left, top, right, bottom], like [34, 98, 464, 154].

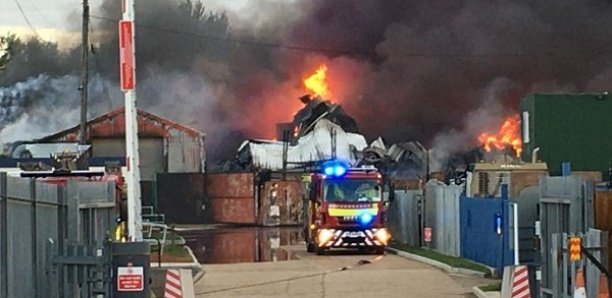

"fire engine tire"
[374, 247, 385, 255]
[306, 241, 315, 253]
[315, 246, 326, 255]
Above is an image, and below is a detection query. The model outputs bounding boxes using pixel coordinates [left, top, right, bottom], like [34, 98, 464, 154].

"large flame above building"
[478, 115, 522, 157]
[303, 64, 331, 98]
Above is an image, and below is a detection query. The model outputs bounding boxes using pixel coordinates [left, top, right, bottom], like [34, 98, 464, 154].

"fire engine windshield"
[323, 179, 382, 202]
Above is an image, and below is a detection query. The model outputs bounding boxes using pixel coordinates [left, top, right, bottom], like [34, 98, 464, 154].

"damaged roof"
[239, 119, 367, 171]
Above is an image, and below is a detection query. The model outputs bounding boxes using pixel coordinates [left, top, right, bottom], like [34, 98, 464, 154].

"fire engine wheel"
[374, 247, 385, 255]
[315, 245, 327, 255]
[306, 240, 315, 253]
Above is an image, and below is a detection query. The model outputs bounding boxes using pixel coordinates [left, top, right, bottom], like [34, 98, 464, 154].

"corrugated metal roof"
[37, 107, 205, 142]
[244, 119, 367, 170]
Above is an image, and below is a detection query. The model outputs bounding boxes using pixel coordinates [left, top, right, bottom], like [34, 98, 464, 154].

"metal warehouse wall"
[521, 94, 612, 179]
[40, 108, 206, 176]
[166, 129, 206, 173]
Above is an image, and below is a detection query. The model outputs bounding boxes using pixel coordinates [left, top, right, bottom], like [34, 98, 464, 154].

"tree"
[0, 35, 15, 71]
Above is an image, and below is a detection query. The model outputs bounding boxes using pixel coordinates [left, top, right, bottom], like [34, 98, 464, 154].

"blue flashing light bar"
[322, 160, 348, 177]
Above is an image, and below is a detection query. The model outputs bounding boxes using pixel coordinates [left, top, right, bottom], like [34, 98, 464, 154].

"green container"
[521, 93, 612, 180]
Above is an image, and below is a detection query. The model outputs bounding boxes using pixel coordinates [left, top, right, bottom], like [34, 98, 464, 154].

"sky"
[0, 0, 249, 41]
[4, 0, 612, 164]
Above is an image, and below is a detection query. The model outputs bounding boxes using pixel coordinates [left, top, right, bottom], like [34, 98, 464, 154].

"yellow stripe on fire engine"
[328, 207, 378, 216]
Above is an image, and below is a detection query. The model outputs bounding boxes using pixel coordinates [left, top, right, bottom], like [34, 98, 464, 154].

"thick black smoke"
[2, 0, 612, 164]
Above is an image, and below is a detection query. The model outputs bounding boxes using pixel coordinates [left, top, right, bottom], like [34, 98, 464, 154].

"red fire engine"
[305, 161, 391, 255]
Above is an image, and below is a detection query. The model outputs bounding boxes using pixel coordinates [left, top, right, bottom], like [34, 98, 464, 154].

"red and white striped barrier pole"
[511, 265, 531, 298]
[164, 269, 182, 298]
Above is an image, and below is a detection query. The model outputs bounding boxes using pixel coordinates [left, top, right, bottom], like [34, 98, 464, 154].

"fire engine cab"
[305, 161, 391, 255]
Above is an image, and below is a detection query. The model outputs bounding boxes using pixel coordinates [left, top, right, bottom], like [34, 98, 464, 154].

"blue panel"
[562, 162, 572, 176]
[460, 195, 514, 275]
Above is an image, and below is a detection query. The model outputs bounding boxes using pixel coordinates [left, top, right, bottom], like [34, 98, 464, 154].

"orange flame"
[478, 115, 522, 157]
[303, 64, 330, 98]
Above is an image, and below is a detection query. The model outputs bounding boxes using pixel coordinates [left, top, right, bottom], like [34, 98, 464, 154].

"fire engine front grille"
[335, 216, 359, 225]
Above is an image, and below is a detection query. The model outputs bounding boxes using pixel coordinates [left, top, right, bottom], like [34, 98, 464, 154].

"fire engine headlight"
[358, 213, 374, 225]
[374, 228, 391, 245]
[318, 229, 335, 245]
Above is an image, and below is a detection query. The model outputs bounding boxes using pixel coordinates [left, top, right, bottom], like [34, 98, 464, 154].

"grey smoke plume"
[0, 74, 114, 143]
[3, 0, 612, 162]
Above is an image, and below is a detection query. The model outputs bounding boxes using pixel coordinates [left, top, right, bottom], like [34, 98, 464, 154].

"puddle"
[179, 227, 304, 264]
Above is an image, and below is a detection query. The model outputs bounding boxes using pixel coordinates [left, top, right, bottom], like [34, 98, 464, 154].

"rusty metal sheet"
[259, 181, 304, 226]
[391, 179, 422, 190]
[207, 173, 254, 198]
[39, 108, 205, 142]
[510, 171, 547, 199]
[209, 197, 255, 224]
[157, 173, 206, 224]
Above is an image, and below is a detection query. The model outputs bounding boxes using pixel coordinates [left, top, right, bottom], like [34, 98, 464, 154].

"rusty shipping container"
[207, 173, 257, 224]
[259, 180, 304, 226]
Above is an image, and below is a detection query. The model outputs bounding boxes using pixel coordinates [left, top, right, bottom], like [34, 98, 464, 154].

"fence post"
[30, 179, 39, 297]
[57, 184, 66, 298]
[1, 172, 7, 298]
[45, 239, 57, 298]
[500, 184, 509, 273]
[66, 181, 80, 242]
[585, 229, 603, 298]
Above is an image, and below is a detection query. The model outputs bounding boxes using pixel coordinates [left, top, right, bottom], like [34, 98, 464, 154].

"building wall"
[521, 94, 612, 178]
[92, 138, 164, 181]
[40, 109, 206, 175]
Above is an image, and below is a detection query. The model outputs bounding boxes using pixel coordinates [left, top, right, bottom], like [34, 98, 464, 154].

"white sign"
[117, 266, 144, 292]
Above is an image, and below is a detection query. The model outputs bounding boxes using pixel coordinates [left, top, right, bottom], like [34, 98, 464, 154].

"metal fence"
[0, 172, 116, 298]
[538, 175, 601, 298]
[424, 180, 462, 257]
[547, 230, 607, 298]
[387, 189, 422, 246]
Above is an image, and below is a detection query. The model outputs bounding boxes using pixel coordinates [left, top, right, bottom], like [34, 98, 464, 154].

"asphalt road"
[194, 244, 491, 298]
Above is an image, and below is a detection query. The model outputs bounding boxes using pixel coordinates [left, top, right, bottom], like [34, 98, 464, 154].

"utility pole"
[120, 0, 143, 241]
[79, 0, 89, 145]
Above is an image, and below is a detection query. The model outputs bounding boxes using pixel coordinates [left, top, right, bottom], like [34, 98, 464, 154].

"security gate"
[539, 176, 596, 298]
[546, 230, 607, 298]
[48, 241, 113, 297]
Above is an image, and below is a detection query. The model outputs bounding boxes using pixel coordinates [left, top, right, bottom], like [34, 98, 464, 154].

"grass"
[150, 244, 193, 263]
[390, 242, 492, 276]
[478, 281, 502, 292]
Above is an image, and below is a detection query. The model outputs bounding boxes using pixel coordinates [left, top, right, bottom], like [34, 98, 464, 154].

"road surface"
[194, 244, 491, 297]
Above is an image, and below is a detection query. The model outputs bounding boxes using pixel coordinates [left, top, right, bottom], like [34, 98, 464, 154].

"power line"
[89, 14, 612, 59]
[12, 0, 42, 40]
[89, 15, 376, 57]
[25, 0, 52, 28]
